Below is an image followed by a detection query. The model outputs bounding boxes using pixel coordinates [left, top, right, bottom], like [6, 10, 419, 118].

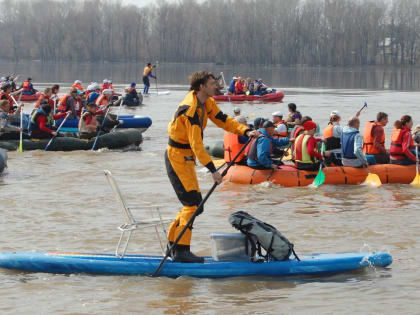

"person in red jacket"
[234, 77, 245, 95]
[30, 102, 69, 138]
[0, 83, 16, 113]
[390, 115, 419, 165]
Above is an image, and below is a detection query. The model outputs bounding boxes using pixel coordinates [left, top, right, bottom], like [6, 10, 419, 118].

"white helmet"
[102, 89, 112, 96]
[103, 79, 108, 83]
[272, 111, 283, 117]
[74, 80, 82, 84]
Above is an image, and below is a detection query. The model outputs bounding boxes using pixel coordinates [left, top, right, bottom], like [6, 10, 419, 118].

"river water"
[0, 63, 420, 314]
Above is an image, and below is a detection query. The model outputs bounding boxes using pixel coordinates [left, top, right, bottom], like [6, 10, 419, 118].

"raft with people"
[213, 91, 284, 103]
[0, 128, 143, 151]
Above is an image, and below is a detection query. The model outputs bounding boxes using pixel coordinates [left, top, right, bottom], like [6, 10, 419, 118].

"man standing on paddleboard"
[165, 71, 257, 263]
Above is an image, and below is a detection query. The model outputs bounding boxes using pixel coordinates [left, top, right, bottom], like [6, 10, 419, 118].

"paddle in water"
[91, 106, 111, 151]
[45, 112, 71, 151]
[312, 143, 326, 187]
[152, 137, 253, 277]
[363, 165, 382, 187]
[410, 145, 420, 187]
[18, 110, 23, 152]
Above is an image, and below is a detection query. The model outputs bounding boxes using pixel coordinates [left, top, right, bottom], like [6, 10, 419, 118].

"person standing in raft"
[362, 112, 390, 165]
[294, 120, 331, 171]
[341, 117, 371, 168]
[389, 115, 419, 165]
[165, 71, 257, 263]
[142, 63, 156, 94]
[246, 120, 291, 170]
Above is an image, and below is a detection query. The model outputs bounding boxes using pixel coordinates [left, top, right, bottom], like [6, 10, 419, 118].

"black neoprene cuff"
[205, 162, 217, 173]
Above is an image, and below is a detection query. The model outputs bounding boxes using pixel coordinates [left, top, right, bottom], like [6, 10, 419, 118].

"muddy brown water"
[1, 64, 420, 314]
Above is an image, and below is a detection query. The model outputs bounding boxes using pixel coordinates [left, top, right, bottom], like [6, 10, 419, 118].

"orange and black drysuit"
[166, 91, 249, 246]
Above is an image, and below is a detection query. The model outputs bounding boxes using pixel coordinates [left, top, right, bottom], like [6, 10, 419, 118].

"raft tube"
[213, 91, 284, 103]
[0, 251, 391, 278]
[20, 92, 41, 102]
[0, 129, 143, 151]
[225, 164, 417, 186]
[56, 115, 152, 129]
[205, 140, 225, 158]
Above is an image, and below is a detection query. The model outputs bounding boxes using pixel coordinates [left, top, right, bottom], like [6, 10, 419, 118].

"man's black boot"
[171, 244, 204, 263]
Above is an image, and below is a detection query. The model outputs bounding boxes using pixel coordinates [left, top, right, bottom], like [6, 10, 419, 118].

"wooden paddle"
[410, 145, 420, 187]
[312, 143, 326, 187]
[363, 165, 382, 187]
[152, 137, 253, 277]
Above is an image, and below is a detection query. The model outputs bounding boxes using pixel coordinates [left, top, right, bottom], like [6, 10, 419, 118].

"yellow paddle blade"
[213, 159, 226, 168]
[18, 141, 23, 152]
[364, 173, 382, 187]
[410, 174, 420, 187]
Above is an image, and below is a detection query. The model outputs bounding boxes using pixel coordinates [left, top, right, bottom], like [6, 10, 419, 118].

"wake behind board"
[0, 252, 391, 278]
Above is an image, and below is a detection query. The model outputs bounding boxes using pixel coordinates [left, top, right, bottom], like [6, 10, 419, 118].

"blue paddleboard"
[0, 252, 392, 278]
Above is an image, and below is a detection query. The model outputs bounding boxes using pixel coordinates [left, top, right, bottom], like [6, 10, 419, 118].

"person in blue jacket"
[228, 77, 237, 94]
[247, 121, 290, 170]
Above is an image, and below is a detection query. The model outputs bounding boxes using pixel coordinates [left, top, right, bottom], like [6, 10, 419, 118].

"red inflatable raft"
[213, 91, 284, 103]
[225, 164, 416, 187]
[20, 92, 41, 102]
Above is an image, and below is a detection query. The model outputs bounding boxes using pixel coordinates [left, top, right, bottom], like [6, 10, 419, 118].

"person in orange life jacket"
[34, 88, 54, 109]
[389, 115, 419, 165]
[57, 88, 81, 118]
[362, 112, 390, 165]
[96, 89, 120, 132]
[30, 102, 70, 139]
[71, 80, 85, 93]
[78, 103, 100, 139]
[286, 103, 302, 129]
[322, 110, 343, 166]
[143, 63, 156, 94]
[21, 78, 37, 95]
[272, 112, 288, 137]
[247, 121, 291, 170]
[234, 77, 245, 95]
[100, 79, 111, 93]
[294, 120, 331, 171]
[290, 116, 311, 160]
[341, 117, 372, 168]
[0, 83, 16, 113]
[224, 115, 249, 165]
[166, 71, 258, 263]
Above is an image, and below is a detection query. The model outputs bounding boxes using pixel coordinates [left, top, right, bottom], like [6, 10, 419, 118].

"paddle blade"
[18, 141, 23, 152]
[213, 159, 226, 168]
[410, 174, 420, 187]
[364, 173, 382, 187]
[312, 169, 325, 187]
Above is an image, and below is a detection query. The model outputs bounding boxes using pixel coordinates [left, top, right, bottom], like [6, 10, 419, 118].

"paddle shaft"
[416, 146, 419, 175]
[152, 137, 253, 277]
[45, 112, 71, 151]
[91, 106, 111, 151]
[155, 61, 159, 95]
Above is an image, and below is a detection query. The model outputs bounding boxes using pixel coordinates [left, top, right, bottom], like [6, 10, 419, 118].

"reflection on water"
[1, 61, 420, 91]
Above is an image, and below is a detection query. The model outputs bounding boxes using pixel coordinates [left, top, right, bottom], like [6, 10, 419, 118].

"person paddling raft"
[362, 112, 390, 164]
[389, 115, 419, 165]
[322, 111, 343, 166]
[78, 103, 99, 139]
[142, 63, 156, 94]
[30, 102, 70, 139]
[246, 120, 291, 170]
[165, 71, 257, 263]
[294, 120, 331, 171]
[341, 116, 371, 168]
[21, 77, 37, 95]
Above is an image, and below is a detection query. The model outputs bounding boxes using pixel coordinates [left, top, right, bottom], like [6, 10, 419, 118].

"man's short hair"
[189, 71, 216, 92]
[348, 116, 360, 127]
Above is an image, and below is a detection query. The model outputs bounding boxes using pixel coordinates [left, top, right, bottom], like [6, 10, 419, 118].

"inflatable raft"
[56, 115, 152, 130]
[213, 91, 284, 103]
[0, 148, 7, 174]
[225, 164, 417, 187]
[0, 251, 391, 278]
[0, 128, 143, 151]
[20, 92, 41, 102]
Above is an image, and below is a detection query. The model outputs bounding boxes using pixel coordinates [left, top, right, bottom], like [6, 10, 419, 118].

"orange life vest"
[35, 93, 53, 108]
[389, 128, 414, 159]
[100, 83, 110, 93]
[224, 132, 246, 163]
[274, 120, 288, 138]
[362, 121, 385, 154]
[58, 94, 71, 112]
[22, 81, 31, 92]
[71, 83, 84, 92]
[322, 124, 341, 151]
[0, 92, 13, 105]
[96, 95, 109, 108]
[143, 66, 152, 76]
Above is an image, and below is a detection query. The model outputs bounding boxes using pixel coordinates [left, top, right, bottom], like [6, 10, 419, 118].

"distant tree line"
[0, 0, 419, 66]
